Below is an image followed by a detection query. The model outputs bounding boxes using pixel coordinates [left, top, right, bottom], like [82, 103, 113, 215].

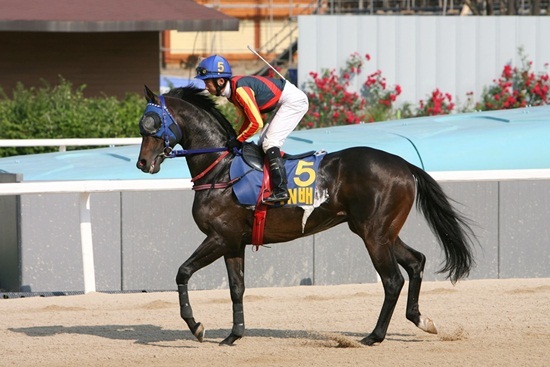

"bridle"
[139, 94, 236, 186]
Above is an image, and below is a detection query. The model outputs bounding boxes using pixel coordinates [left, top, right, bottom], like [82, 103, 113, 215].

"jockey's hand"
[227, 137, 242, 152]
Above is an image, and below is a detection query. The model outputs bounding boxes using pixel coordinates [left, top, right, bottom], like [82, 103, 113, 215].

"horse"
[136, 85, 476, 346]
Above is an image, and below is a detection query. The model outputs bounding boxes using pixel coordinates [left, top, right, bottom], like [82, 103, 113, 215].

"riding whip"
[246, 45, 286, 80]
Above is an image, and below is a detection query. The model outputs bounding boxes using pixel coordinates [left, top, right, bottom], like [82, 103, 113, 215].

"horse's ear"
[143, 85, 159, 104]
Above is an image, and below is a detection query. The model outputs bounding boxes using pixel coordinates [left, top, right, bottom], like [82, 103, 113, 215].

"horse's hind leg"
[394, 237, 438, 334]
[359, 232, 405, 346]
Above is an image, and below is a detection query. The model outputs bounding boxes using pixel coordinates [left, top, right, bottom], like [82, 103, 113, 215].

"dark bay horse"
[136, 85, 476, 346]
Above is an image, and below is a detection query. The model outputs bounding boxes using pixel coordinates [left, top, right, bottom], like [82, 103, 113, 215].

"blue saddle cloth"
[229, 151, 327, 206]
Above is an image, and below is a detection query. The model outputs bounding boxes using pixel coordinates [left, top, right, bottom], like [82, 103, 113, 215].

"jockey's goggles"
[196, 66, 208, 77]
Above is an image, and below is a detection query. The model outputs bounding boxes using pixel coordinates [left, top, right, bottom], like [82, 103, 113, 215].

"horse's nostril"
[137, 159, 145, 168]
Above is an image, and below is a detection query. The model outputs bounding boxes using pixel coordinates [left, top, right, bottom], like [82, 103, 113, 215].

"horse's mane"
[165, 86, 236, 138]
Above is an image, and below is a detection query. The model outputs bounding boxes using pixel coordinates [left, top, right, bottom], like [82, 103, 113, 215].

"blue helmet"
[195, 55, 232, 80]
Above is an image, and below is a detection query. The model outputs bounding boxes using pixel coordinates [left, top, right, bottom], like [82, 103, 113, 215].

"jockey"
[196, 54, 309, 205]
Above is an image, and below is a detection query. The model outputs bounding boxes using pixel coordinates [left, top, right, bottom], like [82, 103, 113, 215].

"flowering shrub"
[300, 48, 549, 127]
[362, 61, 403, 121]
[477, 49, 550, 110]
[415, 89, 455, 116]
[301, 52, 366, 128]
[302, 52, 406, 127]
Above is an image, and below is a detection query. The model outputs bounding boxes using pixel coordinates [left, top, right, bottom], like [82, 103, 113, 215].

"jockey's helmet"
[195, 55, 232, 80]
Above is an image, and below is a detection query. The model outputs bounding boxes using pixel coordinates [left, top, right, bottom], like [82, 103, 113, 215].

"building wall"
[0, 32, 160, 98]
[298, 16, 550, 107]
[166, 19, 298, 65]
[163, 0, 318, 65]
[195, 0, 318, 18]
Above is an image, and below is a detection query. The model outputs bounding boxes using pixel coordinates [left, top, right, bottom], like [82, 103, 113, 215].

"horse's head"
[136, 84, 237, 175]
[136, 85, 183, 174]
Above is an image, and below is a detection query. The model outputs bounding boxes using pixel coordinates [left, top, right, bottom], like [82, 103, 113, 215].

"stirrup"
[262, 193, 289, 205]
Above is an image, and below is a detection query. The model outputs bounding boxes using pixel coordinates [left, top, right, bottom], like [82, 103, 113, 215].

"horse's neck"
[180, 107, 230, 181]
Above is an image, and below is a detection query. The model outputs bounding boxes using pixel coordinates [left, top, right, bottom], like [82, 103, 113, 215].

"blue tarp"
[160, 75, 204, 93]
[1, 106, 549, 181]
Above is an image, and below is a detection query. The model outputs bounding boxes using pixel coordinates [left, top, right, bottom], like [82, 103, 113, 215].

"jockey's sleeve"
[233, 86, 264, 142]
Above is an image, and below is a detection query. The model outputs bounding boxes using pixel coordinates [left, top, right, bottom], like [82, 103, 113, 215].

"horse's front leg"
[220, 246, 246, 346]
[176, 235, 229, 342]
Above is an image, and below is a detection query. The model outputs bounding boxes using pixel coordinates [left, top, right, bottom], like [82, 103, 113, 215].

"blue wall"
[1, 105, 550, 181]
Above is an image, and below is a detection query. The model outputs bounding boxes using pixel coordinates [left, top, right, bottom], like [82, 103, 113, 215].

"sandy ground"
[1, 278, 549, 367]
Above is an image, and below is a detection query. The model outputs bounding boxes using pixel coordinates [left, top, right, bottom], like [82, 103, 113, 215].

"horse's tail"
[407, 163, 476, 284]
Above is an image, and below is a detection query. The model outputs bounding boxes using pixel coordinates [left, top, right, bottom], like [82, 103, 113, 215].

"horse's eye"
[139, 112, 161, 135]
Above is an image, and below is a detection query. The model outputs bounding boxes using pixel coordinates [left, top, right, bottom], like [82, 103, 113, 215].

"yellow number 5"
[293, 161, 315, 187]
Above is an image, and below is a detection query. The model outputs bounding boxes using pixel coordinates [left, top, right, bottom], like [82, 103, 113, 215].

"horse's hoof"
[219, 333, 242, 346]
[418, 316, 438, 334]
[360, 335, 382, 346]
[192, 322, 205, 342]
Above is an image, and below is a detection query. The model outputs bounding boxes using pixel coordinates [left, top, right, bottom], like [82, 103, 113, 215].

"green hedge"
[0, 78, 144, 157]
[0, 78, 241, 158]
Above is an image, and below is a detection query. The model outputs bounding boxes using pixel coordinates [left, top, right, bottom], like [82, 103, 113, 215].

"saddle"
[229, 142, 327, 248]
[230, 142, 324, 206]
[241, 142, 316, 172]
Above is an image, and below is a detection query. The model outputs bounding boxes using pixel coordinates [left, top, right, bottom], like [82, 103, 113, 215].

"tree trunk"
[507, 0, 516, 14]
[486, 0, 494, 14]
[464, 0, 481, 14]
[531, 0, 541, 14]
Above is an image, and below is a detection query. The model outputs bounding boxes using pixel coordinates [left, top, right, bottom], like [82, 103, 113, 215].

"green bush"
[0, 78, 246, 158]
[0, 78, 144, 157]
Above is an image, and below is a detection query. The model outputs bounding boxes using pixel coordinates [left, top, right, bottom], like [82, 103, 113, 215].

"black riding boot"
[263, 147, 289, 205]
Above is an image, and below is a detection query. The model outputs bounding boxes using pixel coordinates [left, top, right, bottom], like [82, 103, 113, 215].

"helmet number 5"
[217, 61, 225, 73]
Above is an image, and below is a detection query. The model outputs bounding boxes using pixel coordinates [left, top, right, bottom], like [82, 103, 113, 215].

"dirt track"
[1, 278, 549, 366]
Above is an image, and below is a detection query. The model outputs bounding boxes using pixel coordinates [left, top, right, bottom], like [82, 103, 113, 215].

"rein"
[191, 150, 230, 183]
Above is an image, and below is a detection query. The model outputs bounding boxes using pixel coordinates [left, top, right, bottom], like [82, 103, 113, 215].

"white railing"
[0, 179, 193, 294]
[429, 169, 550, 182]
[0, 138, 141, 152]
[1, 169, 550, 293]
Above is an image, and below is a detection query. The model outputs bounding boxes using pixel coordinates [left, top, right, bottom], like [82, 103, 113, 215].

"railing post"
[79, 192, 96, 293]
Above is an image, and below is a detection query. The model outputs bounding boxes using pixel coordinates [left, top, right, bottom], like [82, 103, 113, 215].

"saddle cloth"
[229, 144, 327, 207]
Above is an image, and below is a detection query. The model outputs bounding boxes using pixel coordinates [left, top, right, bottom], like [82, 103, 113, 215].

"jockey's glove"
[227, 137, 242, 152]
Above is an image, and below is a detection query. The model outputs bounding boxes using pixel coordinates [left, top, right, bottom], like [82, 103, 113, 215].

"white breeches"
[258, 81, 309, 152]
